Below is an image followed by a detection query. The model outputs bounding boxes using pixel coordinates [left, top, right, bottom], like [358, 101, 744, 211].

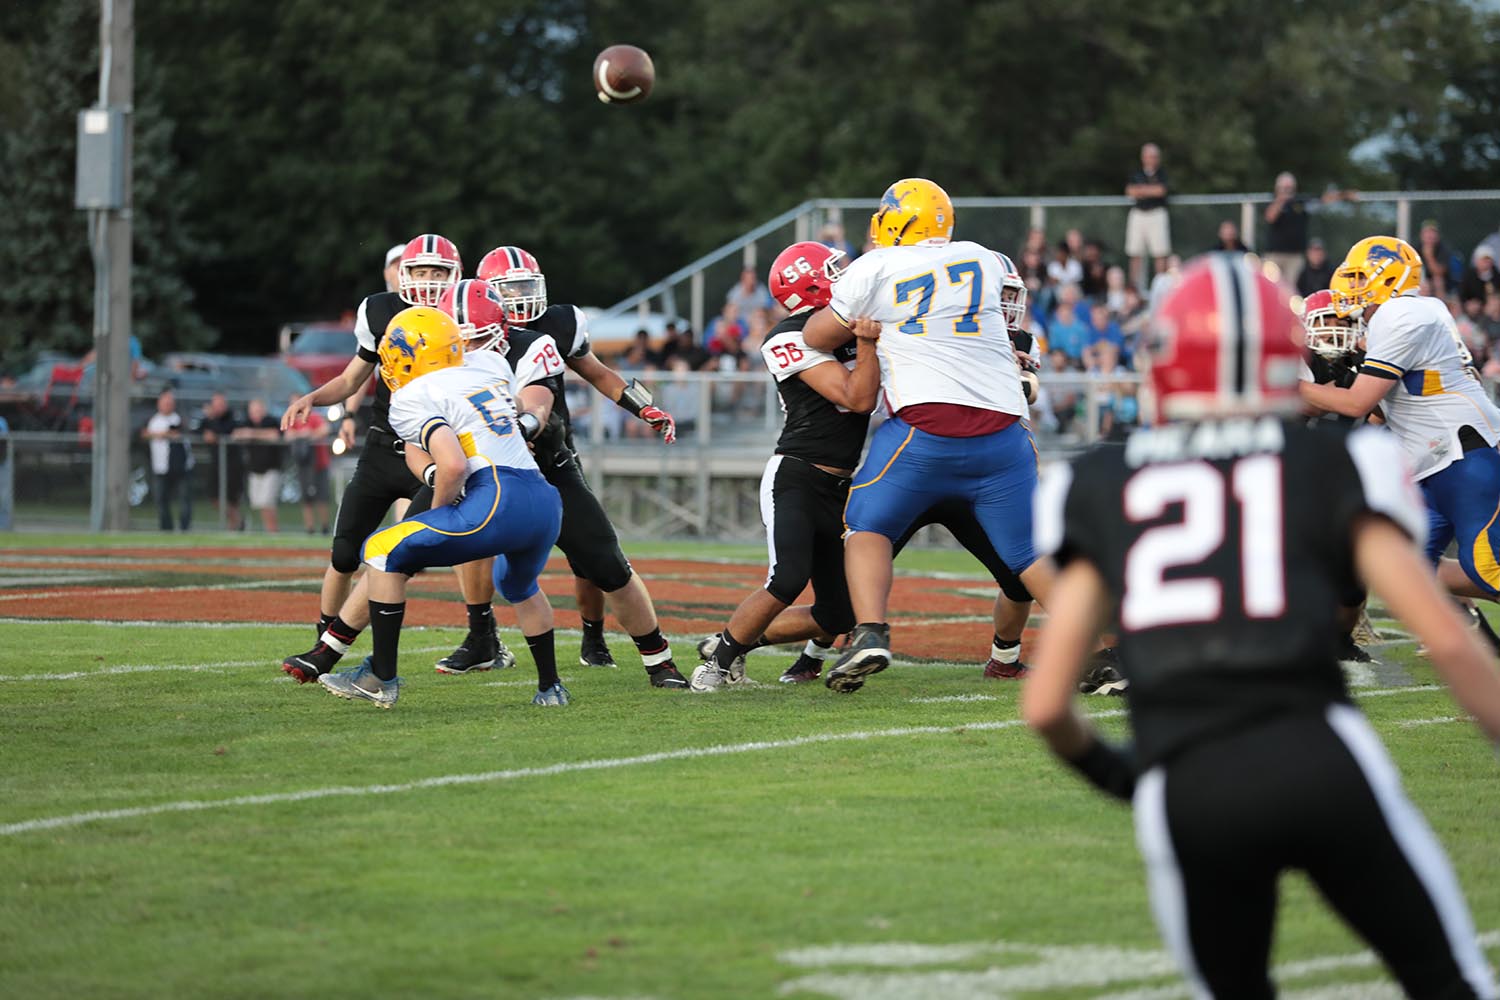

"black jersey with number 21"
[1035, 417, 1426, 767]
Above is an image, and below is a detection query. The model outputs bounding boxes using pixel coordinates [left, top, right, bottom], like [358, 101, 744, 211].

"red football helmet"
[437, 279, 510, 354]
[398, 234, 462, 306]
[1301, 288, 1364, 359]
[477, 246, 547, 324]
[768, 241, 846, 314]
[1147, 253, 1304, 422]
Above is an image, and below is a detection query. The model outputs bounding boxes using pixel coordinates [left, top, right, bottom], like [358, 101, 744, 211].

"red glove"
[640, 405, 676, 444]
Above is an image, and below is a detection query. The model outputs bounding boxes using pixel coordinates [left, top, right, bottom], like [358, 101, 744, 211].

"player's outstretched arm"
[801, 307, 853, 352]
[1298, 373, 1389, 419]
[283, 356, 375, 430]
[567, 350, 628, 404]
[1024, 558, 1136, 801]
[567, 351, 672, 442]
[796, 318, 883, 413]
[1355, 514, 1500, 744]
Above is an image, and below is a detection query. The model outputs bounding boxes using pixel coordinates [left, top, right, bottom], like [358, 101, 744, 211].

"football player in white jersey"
[314, 307, 565, 709]
[802, 178, 1054, 692]
[1300, 236, 1500, 605]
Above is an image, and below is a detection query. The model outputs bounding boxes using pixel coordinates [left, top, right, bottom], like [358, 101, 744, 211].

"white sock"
[991, 638, 1020, 664]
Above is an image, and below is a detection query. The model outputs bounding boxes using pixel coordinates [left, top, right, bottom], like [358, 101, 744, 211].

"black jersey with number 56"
[760, 313, 871, 470]
[1035, 417, 1425, 767]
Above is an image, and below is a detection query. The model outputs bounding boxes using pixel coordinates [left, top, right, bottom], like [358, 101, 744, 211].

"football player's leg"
[971, 423, 1050, 606]
[575, 578, 613, 666]
[936, 499, 1035, 674]
[1311, 706, 1496, 998]
[494, 483, 565, 698]
[1438, 448, 1500, 601]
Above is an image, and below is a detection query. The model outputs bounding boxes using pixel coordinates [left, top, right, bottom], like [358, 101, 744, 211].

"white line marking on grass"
[1397, 715, 1470, 728]
[0, 645, 454, 682]
[909, 694, 1000, 704]
[0, 578, 322, 602]
[0, 711, 1128, 837]
[1357, 684, 1443, 697]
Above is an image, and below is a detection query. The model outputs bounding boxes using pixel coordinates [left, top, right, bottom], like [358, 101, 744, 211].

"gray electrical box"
[74, 108, 127, 211]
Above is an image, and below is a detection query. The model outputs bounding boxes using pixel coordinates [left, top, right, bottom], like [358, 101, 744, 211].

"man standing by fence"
[143, 389, 192, 532]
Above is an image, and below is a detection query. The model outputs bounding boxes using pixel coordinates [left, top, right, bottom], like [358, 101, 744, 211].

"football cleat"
[531, 682, 571, 707]
[695, 632, 748, 679]
[779, 654, 823, 684]
[580, 634, 618, 668]
[1350, 608, 1380, 646]
[1078, 649, 1128, 696]
[689, 663, 727, 693]
[983, 658, 1029, 680]
[1463, 602, 1500, 655]
[319, 661, 401, 709]
[646, 663, 690, 689]
[825, 623, 892, 694]
[435, 623, 515, 675]
[281, 642, 344, 684]
[1338, 637, 1375, 666]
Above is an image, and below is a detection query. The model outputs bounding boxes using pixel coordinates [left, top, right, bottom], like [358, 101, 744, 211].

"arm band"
[617, 378, 654, 418]
[1063, 738, 1137, 802]
[422, 463, 437, 488]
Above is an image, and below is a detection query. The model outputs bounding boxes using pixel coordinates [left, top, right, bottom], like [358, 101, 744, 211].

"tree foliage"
[1, 0, 1496, 360]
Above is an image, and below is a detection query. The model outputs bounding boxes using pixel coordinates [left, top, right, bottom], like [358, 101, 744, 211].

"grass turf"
[0, 538, 1497, 998]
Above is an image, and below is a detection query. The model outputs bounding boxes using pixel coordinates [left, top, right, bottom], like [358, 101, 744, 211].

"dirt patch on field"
[0, 546, 1013, 664]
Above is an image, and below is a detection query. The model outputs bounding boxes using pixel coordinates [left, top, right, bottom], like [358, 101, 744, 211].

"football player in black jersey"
[1025, 253, 1500, 998]
[279, 234, 477, 680]
[690, 242, 881, 691]
[442, 245, 688, 689]
[280, 280, 559, 683]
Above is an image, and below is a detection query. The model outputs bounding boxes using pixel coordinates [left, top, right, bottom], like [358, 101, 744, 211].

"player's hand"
[338, 417, 357, 449]
[281, 394, 314, 430]
[641, 405, 676, 444]
[1015, 351, 1040, 372]
[851, 317, 881, 342]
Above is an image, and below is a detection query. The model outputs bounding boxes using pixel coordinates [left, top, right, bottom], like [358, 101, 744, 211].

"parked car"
[280, 322, 361, 389]
[156, 353, 312, 412]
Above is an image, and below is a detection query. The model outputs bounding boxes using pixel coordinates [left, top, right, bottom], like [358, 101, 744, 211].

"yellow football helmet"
[378, 306, 464, 392]
[1328, 236, 1422, 317]
[868, 178, 954, 248]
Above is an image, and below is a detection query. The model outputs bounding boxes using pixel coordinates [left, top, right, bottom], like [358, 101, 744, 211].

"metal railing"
[602, 191, 1500, 336]
[1, 371, 1143, 537]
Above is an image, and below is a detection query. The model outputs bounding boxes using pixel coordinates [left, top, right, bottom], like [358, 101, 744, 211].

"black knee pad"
[588, 551, 635, 595]
[810, 600, 855, 638]
[330, 535, 363, 574]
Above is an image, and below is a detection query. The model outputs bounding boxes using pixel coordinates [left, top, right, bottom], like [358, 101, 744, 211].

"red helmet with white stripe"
[398, 234, 462, 306]
[437, 279, 510, 355]
[477, 246, 547, 324]
[1147, 253, 1303, 422]
[768, 241, 846, 314]
[1301, 288, 1364, 359]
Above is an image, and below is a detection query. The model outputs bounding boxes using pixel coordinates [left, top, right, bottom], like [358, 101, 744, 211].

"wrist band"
[617, 378, 654, 418]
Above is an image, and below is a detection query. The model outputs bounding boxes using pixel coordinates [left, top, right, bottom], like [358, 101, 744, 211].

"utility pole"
[79, 0, 133, 531]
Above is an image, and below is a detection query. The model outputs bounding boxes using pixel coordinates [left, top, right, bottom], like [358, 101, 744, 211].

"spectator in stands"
[658, 357, 701, 437]
[819, 220, 858, 261]
[1477, 222, 1500, 266]
[622, 328, 662, 369]
[1079, 240, 1108, 298]
[743, 307, 773, 362]
[706, 302, 747, 355]
[1125, 141, 1171, 291]
[1211, 220, 1248, 252]
[1262, 171, 1357, 286]
[1047, 239, 1083, 288]
[1417, 220, 1463, 299]
[1148, 254, 1184, 316]
[143, 389, 192, 532]
[383, 244, 404, 294]
[1117, 285, 1150, 363]
[1047, 284, 1092, 363]
[1023, 227, 1047, 256]
[1296, 238, 1336, 298]
[194, 392, 244, 531]
[1104, 265, 1129, 314]
[287, 391, 331, 534]
[1083, 300, 1125, 368]
[661, 324, 708, 371]
[237, 398, 283, 533]
[1461, 246, 1499, 309]
[726, 267, 773, 315]
[1482, 294, 1500, 350]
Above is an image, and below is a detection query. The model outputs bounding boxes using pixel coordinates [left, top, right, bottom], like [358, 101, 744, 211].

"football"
[593, 44, 655, 105]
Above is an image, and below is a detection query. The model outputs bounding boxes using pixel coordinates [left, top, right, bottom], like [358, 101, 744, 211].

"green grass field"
[1, 534, 1497, 998]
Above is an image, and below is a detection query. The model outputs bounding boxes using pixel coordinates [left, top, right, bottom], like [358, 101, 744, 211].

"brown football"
[593, 44, 655, 105]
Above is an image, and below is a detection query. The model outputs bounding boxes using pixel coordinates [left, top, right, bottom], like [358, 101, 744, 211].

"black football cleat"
[824, 623, 891, 694]
[436, 621, 516, 675]
[646, 662, 690, 689]
[1078, 647, 1128, 696]
[579, 634, 618, 668]
[282, 642, 343, 684]
[779, 654, 824, 684]
[1337, 636, 1375, 666]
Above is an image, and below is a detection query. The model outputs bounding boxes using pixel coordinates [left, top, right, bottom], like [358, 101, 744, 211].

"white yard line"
[0, 645, 454, 682]
[909, 694, 1000, 704]
[0, 711, 1127, 837]
[0, 578, 323, 602]
[1397, 715, 1470, 728]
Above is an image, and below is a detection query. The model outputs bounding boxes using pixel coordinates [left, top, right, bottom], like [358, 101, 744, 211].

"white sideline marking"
[909, 694, 1000, 704]
[0, 712, 1127, 837]
[1397, 715, 1469, 728]
[0, 577, 323, 602]
[1358, 684, 1443, 697]
[0, 645, 454, 682]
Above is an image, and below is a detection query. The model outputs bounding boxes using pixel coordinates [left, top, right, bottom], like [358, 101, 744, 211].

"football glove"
[640, 404, 676, 444]
[1063, 738, 1136, 802]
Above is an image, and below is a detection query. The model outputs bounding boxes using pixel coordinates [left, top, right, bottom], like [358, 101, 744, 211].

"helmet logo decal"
[387, 327, 420, 360]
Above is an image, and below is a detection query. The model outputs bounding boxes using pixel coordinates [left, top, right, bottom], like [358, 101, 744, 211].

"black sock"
[318, 612, 336, 636]
[632, 628, 672, 670]
[714, 629, 753, 672]
[320, 615, 362, 654]
[526, 630, 559, 690]
[368, 601, 405, 681]
[466, 602, 495, 635]
[581, 616, 605, 644]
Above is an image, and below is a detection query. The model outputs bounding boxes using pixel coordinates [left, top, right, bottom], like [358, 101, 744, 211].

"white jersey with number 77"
[828, 239, 1025, 417]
